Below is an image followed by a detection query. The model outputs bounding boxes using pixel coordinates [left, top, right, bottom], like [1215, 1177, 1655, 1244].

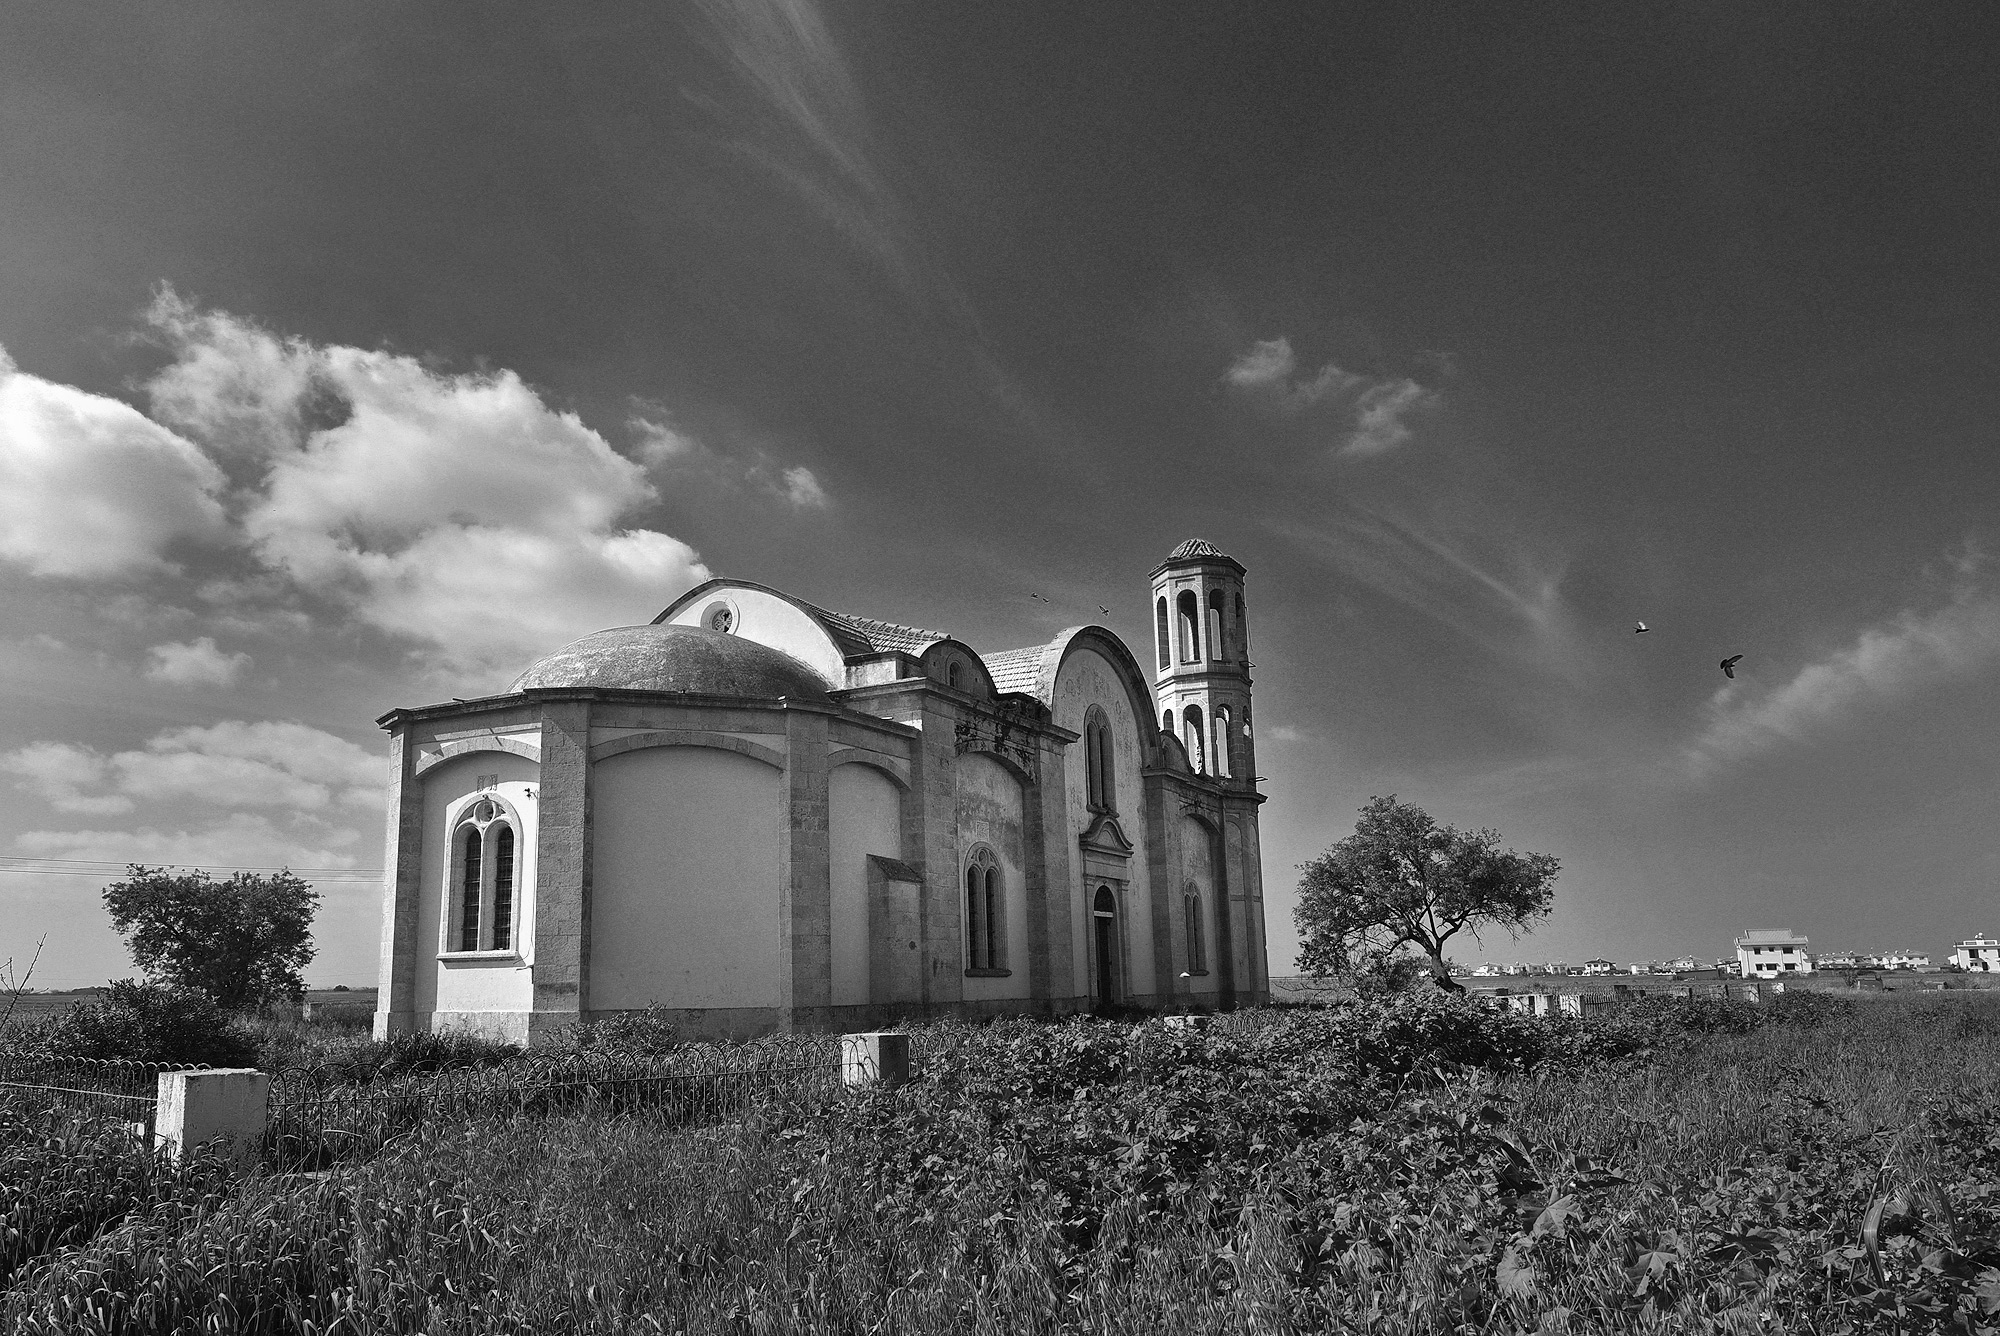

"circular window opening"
[702, 600, 737, 634]
[472, 798, 497, 824]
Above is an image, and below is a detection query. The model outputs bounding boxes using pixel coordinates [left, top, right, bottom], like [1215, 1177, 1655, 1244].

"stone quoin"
[372, 540, 1270, 1043]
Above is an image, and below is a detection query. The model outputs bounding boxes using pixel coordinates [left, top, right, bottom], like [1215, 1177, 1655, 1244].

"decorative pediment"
[1079, 813, 1134, 860]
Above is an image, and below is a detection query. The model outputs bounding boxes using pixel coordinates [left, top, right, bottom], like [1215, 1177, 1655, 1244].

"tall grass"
[6, 992, 2000, 1333]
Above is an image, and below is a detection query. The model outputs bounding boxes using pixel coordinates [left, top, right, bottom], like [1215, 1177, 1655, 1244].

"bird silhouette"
[1720, 654, 1743, 679]
[1634, 622, 1649, 634]
[1029, 592, 1048, 602]
[1097, 604, 1112, 616]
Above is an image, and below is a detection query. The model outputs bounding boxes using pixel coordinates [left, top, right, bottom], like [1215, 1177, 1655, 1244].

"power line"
[0, 856, 383, 881]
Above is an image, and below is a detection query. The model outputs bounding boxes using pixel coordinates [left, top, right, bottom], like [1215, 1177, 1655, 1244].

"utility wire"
[0, 856, 382, 880]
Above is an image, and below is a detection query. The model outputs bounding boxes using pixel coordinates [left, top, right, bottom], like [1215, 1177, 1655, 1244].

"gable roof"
[813, 607, 952, 657]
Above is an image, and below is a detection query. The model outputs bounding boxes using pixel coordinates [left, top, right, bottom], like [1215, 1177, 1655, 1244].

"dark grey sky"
[3, 2, 1997, 983]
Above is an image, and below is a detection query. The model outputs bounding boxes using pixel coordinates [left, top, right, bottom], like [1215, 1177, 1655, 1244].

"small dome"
[1167, 538, 1229, 563]
[509, 624, 831, 701]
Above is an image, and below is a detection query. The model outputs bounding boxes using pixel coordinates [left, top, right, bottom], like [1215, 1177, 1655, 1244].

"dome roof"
[508, 624, 831, 701]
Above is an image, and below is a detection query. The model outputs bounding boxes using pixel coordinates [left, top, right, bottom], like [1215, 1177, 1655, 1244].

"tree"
[1295, 796, 1559, 991]
[102, 865, 320, 1011]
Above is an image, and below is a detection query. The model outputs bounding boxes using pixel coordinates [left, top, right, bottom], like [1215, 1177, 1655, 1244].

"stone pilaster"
[908, 698, 963, 1011]
[1025, 734, 1076, 1008]
[783, 709, 832, 1029]
[530, 699, 592, 1037]
[373, 728, 426, 1039]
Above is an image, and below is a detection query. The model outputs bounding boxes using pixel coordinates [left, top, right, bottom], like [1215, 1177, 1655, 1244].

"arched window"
[1207, 590, 1226, 662]
[947, 661, 963, 691]
[1185, 888, 1207, 975]
[446, 795, 523, 955]
[1183, 704, 1205, 774]
[1162, 709, 1175, 736]
[1211, 706, 1231, 779]
[1083, 706, 1115, 812]
[1155, 597, 1170, 671]
[458, 825, 482, 952]
[1235, 593, 1248, 658]
[964, 847, 1005, 972]
[492, 824, 515, 951]
[1177, 590, 1202, 663]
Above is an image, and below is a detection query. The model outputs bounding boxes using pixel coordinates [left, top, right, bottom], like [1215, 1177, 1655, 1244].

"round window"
[702, 601, 736, 634]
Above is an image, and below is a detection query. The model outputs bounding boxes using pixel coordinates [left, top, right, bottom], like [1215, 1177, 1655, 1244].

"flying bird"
[1097, 604, 1112, 616]
[1634, 622, 1649, 633]
[1719, 655, 1743, 679]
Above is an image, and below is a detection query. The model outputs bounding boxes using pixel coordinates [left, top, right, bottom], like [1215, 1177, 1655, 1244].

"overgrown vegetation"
[6, 992, 2000, 1332]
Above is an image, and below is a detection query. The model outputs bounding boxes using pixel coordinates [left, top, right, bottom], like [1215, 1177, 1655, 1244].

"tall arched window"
[1207, 590, 1226, 662]
[492, 824, 515, 951]
[458, 825, 482, 952]
[1235, 593, 1248, 658]
[1162, 709, 1175, 736]
[964, 847, 1005, 972]
[1155, 597, 1170, 671]
[1083, 706, 1115, 812]
[1177, 590, 1202, 663]
[1211, 706, 1231, 779]
[1183, 704, 1205, 774]
[447, 795, 523, 955]
[1185, 888, 1207, 974]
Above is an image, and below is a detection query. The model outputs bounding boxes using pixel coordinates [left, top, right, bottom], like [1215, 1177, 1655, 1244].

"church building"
[372, 539, 1270, 1042]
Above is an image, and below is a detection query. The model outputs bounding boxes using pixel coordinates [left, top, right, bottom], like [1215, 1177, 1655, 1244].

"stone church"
[372, 539, 1270, 1042]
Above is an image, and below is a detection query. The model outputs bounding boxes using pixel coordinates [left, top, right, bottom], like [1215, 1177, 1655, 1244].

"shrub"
[0, 981, 255, 1066]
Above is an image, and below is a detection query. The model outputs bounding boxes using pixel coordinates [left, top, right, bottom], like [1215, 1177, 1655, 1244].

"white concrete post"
[156, 1068, 269, 1167]
[841, 1032, 910, 1089]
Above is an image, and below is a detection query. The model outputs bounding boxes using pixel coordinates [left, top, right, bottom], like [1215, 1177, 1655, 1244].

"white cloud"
[1348, 379, 1433, 457]
[16, 812, 362, 875]
[1684, 590, 2000, 776]
[0, 742, 134, 815]
[1221, 335, 1439, 455]
[630, 408, 832, 512]
[145, 636, 250, 687]
[1266, 725, 1308, 744]
[0, 721, 384, 814]
[140, 292, 712, 676]
[0, 346, 229, 578]
[780, 465, 829, 509]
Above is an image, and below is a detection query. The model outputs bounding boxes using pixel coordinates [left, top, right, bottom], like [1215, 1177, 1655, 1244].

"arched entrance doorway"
[1092, 885, 1119, 1008]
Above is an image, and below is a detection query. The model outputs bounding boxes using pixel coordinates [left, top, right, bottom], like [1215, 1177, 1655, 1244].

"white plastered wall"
[1053, 647, 1154, 1000]
[829, 762, 901, 1006]
[662, 585, 845, 687]
[954, 752, 1030, 1001]
[416, 752, 541, 1020]
[589, 746, 783, 1010]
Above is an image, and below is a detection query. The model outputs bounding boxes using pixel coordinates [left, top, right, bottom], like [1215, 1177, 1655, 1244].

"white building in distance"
[1952, 935, 2000, 972]
[1735, 928, 1813, 979]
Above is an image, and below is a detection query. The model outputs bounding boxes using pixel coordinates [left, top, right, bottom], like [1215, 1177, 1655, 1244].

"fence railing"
[0, 1053, 194, 1138]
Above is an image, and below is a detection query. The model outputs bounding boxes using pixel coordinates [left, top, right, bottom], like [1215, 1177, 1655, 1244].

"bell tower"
[1149, 539, 1254, 787]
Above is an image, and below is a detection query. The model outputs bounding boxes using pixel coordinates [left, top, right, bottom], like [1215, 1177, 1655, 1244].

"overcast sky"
[3, 2, 1998, 987]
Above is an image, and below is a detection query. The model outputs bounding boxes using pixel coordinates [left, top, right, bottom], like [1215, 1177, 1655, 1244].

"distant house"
[1626, 962, 1653, 975]
[1865, 950, 1930, 971]
[1951, 935, 2000, 972]
[1470, 964, 1500, 977]
[1735, 928, 1814, 979]
[1499, 962, 1528, 976]
[1582, 958, 1615, 975]
[1815, 948, 1859, 970]
[1665, 955, 1699, 973]
[1544, 960, 1571, 975]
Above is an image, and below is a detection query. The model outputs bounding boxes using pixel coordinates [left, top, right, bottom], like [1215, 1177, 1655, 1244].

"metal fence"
[265, 1035, 842, 1170]
[0, 1053, 192, 1138]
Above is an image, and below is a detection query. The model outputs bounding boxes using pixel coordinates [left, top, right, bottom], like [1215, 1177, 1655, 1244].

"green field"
[4, 990, 2000, 1333]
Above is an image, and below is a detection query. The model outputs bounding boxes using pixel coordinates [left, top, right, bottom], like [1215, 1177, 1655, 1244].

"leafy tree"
[102, 865, 319, 1011]
[1295, 796, 1558, 991]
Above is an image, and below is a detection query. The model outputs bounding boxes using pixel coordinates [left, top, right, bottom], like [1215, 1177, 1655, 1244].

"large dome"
[508, 624, 831, 701]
